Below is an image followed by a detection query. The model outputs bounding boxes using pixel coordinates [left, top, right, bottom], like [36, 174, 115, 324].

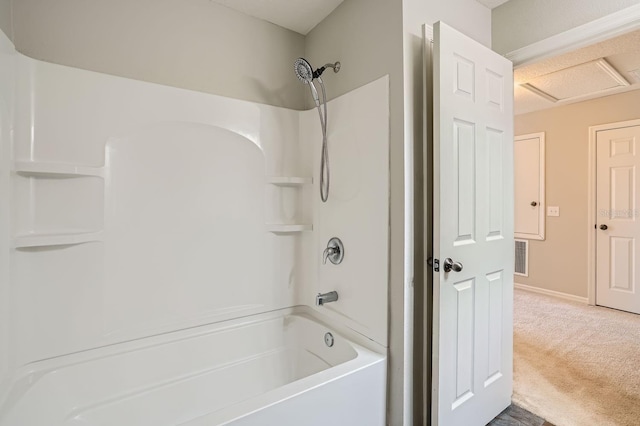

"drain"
[324, 332, 334, 347]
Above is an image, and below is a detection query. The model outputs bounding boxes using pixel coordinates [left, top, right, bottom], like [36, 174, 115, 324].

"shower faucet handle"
[323, 237, 344, 265]
[322, 247, 334, 264]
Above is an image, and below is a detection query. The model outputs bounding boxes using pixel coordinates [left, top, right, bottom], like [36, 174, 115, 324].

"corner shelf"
[14, 161, 104, 178]
[267, 177, 312, 187]
[266, 224, 312, 234]
[13, 230, 104, 248]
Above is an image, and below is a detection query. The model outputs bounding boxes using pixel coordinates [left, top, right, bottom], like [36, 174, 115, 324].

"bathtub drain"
[324, 332, 334, 347]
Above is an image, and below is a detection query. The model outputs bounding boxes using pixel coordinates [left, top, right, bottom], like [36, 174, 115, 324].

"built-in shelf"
[13, 230, 104, 248]
[267, 177, 312, 187]
[266, 224, 312, 234]
[13, 161, 104, 178]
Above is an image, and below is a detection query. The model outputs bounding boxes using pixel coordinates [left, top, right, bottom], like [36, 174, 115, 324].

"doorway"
[510, 26, 640, 426]
[513, 28, 640, 306]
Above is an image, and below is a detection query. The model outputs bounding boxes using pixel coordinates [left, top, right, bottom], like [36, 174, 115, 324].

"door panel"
[453, 119, 476, 244]
[514, 133, 545, 240]
[487, 129, 505, 240]
[596, 124, 640, 314]
[432, 22, 514, 426]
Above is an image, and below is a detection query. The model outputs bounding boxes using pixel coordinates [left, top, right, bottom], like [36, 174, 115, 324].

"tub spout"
[316, 291, 339, 306]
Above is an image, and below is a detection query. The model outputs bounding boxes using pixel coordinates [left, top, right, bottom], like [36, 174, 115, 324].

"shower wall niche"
[0, 30, 389, 405]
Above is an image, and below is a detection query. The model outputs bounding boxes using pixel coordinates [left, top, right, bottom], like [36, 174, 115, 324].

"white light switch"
[547, 206, 560, 217]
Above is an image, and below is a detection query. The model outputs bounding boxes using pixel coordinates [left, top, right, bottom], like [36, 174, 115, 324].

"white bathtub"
[0, 307, 387, 425]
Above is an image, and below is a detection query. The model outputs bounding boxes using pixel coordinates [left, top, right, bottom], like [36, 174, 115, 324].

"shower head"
[294, 58, 341, 84]
[294, 58, 314, 84]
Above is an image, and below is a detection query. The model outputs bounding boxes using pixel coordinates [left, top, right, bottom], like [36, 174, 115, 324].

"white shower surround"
[0, 30, 389, 423]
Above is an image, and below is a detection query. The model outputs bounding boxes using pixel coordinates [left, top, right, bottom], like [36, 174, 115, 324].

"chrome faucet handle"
[323, 237, 344, 265]
[323, 246, 337, 264]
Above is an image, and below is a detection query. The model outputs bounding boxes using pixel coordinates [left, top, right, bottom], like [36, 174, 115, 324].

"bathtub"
[0, 307, 387, 425]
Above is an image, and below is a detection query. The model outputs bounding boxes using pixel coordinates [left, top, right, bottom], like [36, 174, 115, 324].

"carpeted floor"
[513, 289, 640, 426]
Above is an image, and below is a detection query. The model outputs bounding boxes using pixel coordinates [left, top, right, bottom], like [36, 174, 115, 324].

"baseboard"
[514, 282, 588, 304]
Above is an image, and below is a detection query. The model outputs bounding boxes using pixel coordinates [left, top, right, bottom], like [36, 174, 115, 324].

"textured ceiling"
[515, 29, 640, 115]
[524, 59, 629, 100]
[210, 0, 344, 35]
[475, 0, 511, 9]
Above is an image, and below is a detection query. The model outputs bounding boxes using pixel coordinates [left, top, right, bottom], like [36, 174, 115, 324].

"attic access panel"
[523, 58, 630, 101]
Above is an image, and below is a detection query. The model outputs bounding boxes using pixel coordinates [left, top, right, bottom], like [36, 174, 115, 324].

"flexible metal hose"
[316, 78, 329, 202]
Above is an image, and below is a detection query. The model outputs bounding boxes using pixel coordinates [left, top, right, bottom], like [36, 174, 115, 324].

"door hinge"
[427, 257, 440, 272]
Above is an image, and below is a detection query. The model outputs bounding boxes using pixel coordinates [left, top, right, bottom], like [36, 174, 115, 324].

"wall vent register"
[515, 239, 529, 277]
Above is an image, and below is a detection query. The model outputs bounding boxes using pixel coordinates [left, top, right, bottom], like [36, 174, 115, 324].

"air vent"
[515, 239, 529, 277]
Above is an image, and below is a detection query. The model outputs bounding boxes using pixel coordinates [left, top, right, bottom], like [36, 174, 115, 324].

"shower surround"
[0, 29, 389, 425]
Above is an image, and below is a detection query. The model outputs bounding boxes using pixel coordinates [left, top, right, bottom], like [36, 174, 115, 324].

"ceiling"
[515, 29, 640, 115]
[475, 0, 511, 9]
[211, 0, 506, 35]
[210, 0, 344, 35]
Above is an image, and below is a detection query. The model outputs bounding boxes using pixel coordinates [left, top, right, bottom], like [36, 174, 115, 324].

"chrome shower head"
[294, 58, 314, 84]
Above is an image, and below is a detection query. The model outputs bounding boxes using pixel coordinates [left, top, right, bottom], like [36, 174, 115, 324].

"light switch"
[547, 206, 560, 217]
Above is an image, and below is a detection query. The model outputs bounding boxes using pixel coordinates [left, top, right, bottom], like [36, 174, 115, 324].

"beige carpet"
[513, 289, 640, 426]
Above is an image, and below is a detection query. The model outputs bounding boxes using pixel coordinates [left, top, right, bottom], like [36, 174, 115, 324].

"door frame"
[587, 118, 640, 306]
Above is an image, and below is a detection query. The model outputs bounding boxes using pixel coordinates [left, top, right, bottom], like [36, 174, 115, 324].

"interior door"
[514, 133, 545, 240]
[596, 123, 640, 315]
[432, 22, 514, 426]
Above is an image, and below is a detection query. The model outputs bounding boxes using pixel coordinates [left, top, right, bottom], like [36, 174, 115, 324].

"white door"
[432, 22, 514, 426]
[596, 123, 640, 315]
[514, 133, 545, 240]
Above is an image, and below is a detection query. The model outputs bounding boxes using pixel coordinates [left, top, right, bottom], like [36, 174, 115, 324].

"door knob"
[443, 258, 463, 273]
[599, 224, 608, 230]
[531, 201, 538, 206]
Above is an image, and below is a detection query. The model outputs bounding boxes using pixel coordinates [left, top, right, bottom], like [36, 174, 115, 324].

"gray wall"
[306, 0, 492, 424]
[305, 1, 406, 423]
[7, 0, 306, 109]
[493, 0, 640, 54]
[0, 0, 10, 40]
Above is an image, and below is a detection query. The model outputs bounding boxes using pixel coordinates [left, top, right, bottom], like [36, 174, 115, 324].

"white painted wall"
[492, 0, 640, 54]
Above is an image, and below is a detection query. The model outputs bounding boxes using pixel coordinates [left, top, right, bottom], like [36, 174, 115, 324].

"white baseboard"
[514, 282, 588, 304]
